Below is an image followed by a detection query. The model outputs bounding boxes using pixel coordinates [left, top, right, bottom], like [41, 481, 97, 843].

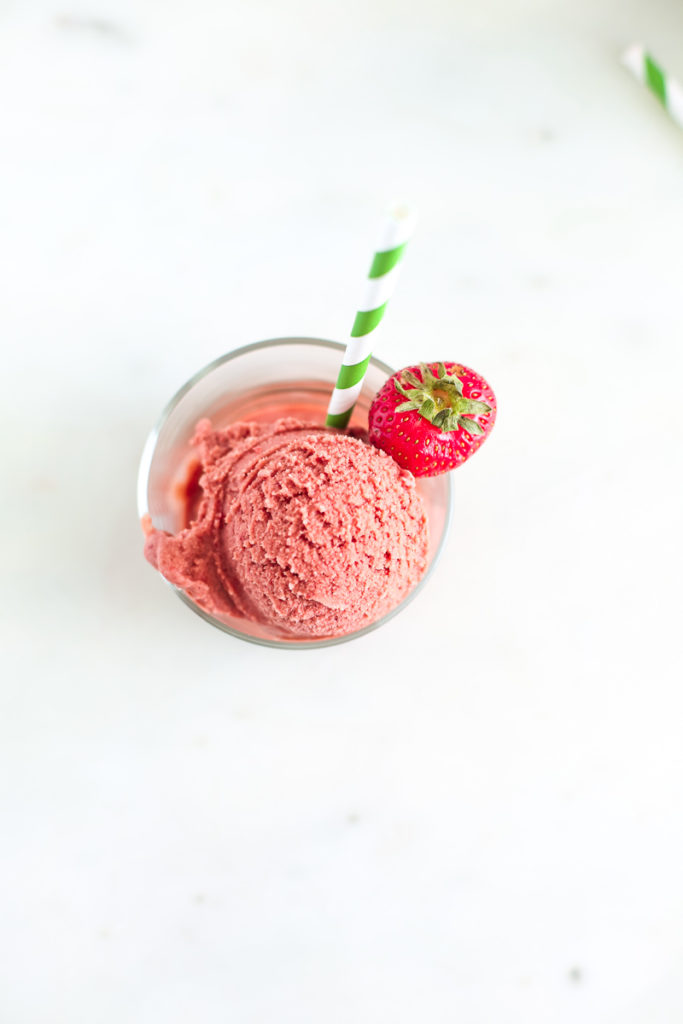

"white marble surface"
[2, 0, 683, 1020]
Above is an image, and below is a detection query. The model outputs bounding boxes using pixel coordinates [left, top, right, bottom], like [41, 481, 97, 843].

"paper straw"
[325, 204, 417, 429]
[622, 45, 683, 128]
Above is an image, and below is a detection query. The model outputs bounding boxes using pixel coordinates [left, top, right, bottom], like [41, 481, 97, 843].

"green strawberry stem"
[394, 362, 491, 435]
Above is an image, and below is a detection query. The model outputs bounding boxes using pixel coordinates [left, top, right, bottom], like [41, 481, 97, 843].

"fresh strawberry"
[368, 361, 496, 476]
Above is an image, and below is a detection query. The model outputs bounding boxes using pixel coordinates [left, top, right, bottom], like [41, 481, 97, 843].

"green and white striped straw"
[325, 204, 417, 429]
[622, 45, 683, 128]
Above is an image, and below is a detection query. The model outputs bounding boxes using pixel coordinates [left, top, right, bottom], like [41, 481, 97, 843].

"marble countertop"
[2, 0, 683, 1020]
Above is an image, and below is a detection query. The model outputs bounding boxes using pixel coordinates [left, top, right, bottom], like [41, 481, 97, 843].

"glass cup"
[137, 338, 452, 648]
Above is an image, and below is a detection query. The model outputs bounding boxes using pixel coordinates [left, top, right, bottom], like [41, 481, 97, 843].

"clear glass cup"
[137, 338, 452, 649]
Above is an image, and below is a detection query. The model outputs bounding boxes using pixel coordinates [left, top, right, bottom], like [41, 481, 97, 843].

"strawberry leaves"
[392, 363, 491, 433]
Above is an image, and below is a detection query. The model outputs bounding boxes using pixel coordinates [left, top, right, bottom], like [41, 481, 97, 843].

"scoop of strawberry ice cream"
[144, 417, 428, 638]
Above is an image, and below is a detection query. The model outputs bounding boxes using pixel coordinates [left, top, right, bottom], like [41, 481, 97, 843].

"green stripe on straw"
[368, 243, 407, 279]
[336, 355, 372, 389]
[622, 45, 683, 131]
[325, 411, 352, 429]
[350, 303, 388, 338]
[645, 53, 667, 105]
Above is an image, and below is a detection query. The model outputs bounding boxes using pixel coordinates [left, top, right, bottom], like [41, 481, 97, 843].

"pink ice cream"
[144, 417, 428, 638]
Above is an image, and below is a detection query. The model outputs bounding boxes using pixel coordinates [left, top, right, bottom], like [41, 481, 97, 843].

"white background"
[2, 0, 683, 1021]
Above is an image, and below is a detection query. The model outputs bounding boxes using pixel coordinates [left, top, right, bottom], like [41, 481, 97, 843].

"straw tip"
[621, 43, 645, 77]
[387, 202, 418, 230]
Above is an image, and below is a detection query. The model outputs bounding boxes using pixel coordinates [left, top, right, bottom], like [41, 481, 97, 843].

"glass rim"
[137, 336, 453, 650]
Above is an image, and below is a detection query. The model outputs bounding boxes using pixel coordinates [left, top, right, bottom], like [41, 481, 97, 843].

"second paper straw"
[326, 206, 417, 429]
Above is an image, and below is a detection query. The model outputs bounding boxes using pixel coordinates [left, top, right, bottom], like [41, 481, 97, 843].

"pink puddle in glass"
[143, 395, 429, 640]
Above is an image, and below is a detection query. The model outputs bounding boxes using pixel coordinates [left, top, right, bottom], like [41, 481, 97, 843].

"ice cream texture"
[144, 418, 428, 638]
